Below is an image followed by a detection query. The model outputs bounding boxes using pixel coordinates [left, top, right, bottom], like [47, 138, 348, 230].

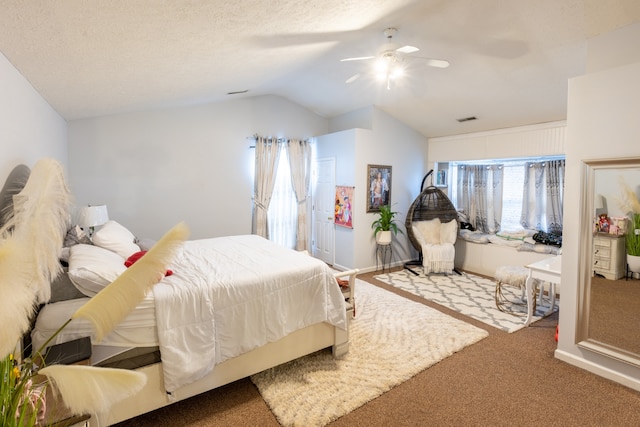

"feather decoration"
[38, 364, 147, 415]
[0, 159, 71, 358]
[0, 239, 38, 357]
[2, 158, 72, 303]
[72, 222, 189, 342]
[617, 177, 640, 215]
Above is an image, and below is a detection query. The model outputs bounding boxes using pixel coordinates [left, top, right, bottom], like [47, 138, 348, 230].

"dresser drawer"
[593, 258, 610, 270]
[593, 236, 612, 248]
[593, 247, 611, 258]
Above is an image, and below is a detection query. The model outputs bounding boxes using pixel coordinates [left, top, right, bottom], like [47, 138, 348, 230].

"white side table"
[524, 255, 561, 326]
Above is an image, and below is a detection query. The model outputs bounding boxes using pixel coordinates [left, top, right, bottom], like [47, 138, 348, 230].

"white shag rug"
[250, 280, 488, 427]
[374, 269, 558, 333]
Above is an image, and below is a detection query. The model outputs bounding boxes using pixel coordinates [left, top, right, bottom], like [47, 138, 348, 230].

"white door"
[312, 157, 335, 265]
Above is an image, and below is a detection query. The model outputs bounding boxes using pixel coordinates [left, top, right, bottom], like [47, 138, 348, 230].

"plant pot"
[376, 230, 392, 245]
[628, 254, 640, 274]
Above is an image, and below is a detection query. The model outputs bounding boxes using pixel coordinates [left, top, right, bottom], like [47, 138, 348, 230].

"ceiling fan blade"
[396, 45, 419, 54]
[340, 56, 375, 62]
[409, 56, 450, 68]
[345, 73, 361, 84]
[425, 58, 450, 68]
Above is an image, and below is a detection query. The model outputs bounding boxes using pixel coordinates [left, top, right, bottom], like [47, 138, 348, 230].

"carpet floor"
[115, 270, 640, 427]
[374, 269, 558, 333]
[249, 280, 487, 427]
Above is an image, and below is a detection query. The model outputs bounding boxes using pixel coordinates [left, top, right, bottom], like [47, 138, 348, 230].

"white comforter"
[152, 235, 347, 393]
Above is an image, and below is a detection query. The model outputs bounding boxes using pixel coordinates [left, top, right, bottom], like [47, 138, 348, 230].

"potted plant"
[626, 213, 640, 273]
[371, 204, 403, 245]
[619, 180, 640, 274]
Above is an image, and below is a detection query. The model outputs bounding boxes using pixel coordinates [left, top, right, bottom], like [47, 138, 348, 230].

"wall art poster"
[367, 164, 392, 213]
[335, 185, 354, 228]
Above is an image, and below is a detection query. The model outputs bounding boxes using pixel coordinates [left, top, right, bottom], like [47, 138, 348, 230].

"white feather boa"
[0, 159, 71, 358]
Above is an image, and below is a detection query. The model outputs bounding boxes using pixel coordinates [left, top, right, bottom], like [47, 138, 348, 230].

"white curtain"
[456, 164, 503, 233]
[252, 136, 281, 238]
[520, 159, 565, 233]
[286, 139, 312, 251]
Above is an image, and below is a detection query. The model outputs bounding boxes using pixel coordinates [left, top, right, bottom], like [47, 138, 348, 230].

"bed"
[2, 162, 354, 426]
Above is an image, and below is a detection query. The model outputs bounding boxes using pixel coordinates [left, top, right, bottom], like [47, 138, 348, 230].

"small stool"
[494, 265, 529, 313]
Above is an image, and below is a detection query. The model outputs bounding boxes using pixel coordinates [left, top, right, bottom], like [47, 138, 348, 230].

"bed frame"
[90, 268, 357, 426]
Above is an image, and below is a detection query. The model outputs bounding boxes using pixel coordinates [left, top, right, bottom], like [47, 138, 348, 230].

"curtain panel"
[252, 136, 312, 250]
[252, 136, 281, 238]
[286, 139, 312, 251]
[456, 164, 503, 233]
[520, 159, 565, 233]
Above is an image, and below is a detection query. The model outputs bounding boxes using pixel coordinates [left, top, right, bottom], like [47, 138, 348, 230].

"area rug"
[250, 280, 488, 427]
[374, 269, 558, 333]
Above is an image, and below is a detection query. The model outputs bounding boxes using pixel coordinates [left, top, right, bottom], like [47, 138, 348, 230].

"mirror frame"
[577, 157, 640, 366]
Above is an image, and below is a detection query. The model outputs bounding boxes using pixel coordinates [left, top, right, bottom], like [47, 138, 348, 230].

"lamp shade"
[77, 205, 109, 228]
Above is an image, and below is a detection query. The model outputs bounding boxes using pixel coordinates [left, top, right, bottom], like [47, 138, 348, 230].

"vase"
[627, 254, 640, 274]
[376, 230, 392, 245]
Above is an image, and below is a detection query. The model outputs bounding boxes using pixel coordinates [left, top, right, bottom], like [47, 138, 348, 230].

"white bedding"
[32, 294, 157, 351]
[151, 235, 347, 393]
[33, 235, 347, 394]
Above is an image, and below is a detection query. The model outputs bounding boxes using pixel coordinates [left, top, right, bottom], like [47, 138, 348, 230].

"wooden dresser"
[593, 233, 626, 280]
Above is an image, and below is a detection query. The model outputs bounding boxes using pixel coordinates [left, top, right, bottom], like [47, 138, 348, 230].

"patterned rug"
[251, 280, 488, 427]
[374, 269, 558, 333]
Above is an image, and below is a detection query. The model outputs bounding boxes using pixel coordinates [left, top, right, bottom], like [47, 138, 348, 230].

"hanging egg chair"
[404, 170, 460, 275]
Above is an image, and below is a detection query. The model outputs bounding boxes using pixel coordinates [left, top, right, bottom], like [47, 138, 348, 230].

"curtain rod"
[246, 135, 310, 149]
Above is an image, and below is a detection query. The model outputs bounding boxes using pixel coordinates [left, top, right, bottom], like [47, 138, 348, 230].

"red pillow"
[124, 251, 147, 267]
[124, 251, 173, 276]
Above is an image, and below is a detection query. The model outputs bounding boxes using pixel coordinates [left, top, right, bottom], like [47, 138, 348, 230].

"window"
[449, 156, 565, 233]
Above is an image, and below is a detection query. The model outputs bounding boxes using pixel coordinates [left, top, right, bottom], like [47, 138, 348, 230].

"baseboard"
[554, 349, 640, 392]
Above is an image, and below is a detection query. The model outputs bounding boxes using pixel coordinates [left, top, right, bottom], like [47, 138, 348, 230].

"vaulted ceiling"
[1, 0, 639, 138]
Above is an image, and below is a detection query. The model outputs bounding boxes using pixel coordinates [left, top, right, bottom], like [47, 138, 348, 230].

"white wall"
[67, 95, 328, 240]
[316, 129, 362, 270]
[319, 107, 427, 271]
[556, 59, 640, 391]
[0, 52, 67, 179]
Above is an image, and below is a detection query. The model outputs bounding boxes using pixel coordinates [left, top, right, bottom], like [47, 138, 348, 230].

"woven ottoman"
[494, 265, 529, 313]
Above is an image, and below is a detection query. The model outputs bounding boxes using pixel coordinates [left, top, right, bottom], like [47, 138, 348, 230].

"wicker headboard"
[0, 164, 31, 229]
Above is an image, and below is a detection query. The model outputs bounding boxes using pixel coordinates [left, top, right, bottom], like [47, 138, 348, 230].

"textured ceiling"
[1, 0, 639, 138]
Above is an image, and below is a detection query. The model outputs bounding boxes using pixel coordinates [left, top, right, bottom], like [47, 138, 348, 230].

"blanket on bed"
[152, 235, 347, 394]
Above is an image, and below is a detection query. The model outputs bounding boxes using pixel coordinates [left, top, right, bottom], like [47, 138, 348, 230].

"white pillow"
[440, 219, 458, 245]
[92, 220, 141, 258]
[68, 244, 126, 297]
[414, 218, 441, 245]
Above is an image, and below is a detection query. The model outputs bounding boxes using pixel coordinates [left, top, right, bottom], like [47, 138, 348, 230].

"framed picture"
[335, 185, 354, 228]
[367, 164, 392, 213]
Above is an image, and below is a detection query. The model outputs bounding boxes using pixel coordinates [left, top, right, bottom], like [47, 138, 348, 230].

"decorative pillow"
[135, 237, 157, 251]
[92, 220, 141, 258]
[459, 230, 491, 244]
[124, 251, 147, 267]
[68, 244, 126, 297]
[50, 271, 86, 303]
[440, 219, 458, 245]
[414, 218, 441, 245]
[63, 225, 92, 247]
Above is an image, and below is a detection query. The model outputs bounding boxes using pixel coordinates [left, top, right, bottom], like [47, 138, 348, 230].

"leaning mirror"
[578, 158, 640, 366]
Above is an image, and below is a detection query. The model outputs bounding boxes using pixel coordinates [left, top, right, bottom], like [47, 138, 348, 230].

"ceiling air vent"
[227, 90, 248, 95]
[457, 116, 477, 123]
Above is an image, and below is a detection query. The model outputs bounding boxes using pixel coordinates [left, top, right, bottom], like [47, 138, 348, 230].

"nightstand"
[593, 233, 626, 280]
[37, 338, 92, 426]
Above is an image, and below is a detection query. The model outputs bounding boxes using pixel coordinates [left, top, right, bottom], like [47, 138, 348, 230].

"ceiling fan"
[340, 28, 449, 89]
